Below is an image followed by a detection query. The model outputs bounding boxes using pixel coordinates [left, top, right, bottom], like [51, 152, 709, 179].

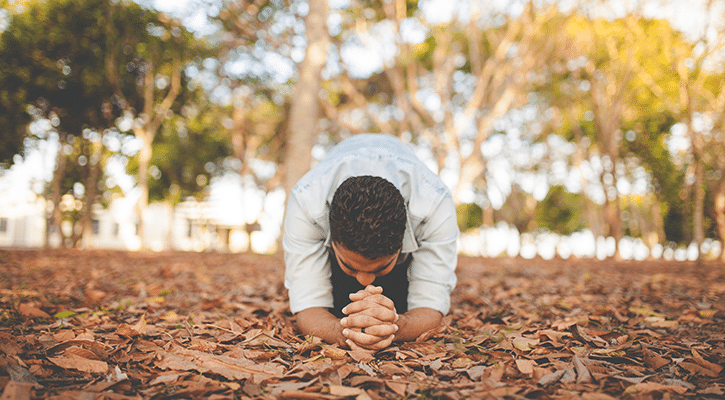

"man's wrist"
[394, 312, 408, 334]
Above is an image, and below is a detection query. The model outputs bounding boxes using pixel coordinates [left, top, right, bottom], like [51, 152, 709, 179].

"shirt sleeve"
[283, 191, 334, 314]
[407, 193, 459, 315]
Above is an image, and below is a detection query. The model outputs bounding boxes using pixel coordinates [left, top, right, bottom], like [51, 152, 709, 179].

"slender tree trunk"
[715, 171, 725, 263]
[604, 164, 623, 243]
[133, 64, 158, 250]
[284, 0, 329, 194]
[715, 184, 725, 263]
[645, 199, 666, 260]
[232, 106, 246, 176]
[136, 131, 152, 248]
[46, 139, 67, 248]
[690, 125, 705, 260]
[81, 140, 102, 248]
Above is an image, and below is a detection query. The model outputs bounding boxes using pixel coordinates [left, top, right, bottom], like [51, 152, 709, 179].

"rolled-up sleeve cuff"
[407, 280, 452, 315]
[287, 281, 334, 314]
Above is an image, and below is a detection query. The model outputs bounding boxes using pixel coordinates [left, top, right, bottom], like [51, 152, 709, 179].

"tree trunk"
[81, 140, 102, 248]
[283, 0, 329, 194]
[136, 131, 152, 248]
[603, 166, 623, 246]
[715, 172, 725, 263]
[46, 139, 67, 248]
[690, 126, 705, 261]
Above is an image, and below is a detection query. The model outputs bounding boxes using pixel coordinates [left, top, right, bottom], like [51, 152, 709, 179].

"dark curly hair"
[329, 176, 407, 260]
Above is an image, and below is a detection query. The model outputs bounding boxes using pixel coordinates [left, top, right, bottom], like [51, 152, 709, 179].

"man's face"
[331, 241, 400, 286]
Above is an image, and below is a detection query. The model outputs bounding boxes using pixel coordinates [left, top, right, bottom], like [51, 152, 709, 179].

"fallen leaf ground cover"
[1, 249, 724, 399]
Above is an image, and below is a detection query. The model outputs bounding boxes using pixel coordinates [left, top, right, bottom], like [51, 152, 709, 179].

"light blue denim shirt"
[283, 134, 459, 315]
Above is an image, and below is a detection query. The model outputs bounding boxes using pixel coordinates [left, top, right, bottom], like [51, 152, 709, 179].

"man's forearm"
[394, 307, 442, 342]
[295, 307, 346, 346]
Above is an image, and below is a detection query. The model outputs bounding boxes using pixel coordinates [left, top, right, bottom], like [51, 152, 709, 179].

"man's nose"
[356, 272, 375, 286]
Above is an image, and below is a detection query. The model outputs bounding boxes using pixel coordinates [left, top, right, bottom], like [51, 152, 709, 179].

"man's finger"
[344, 330, 395, 350]
[359, 323, 398, 337]
[340, 315, 399, 337]
[346, 339, 375, 353]
[341, 312, 397, 328]
[340, 315, 385, 328]
[365, 285, 383, 294]
[343, 295, 395, 314]
[343, 328, 395, 346]
[348, 285, 382, 301]
[346, 306, 398, 324]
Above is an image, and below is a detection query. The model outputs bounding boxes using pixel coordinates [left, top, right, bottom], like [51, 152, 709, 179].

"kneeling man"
[283, 134, 458, 350]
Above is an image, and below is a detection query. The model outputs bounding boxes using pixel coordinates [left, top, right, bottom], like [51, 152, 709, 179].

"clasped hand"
[340, 285, 399, 351]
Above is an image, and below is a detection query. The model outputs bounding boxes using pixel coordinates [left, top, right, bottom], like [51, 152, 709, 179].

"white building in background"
[0, 189, 46, 248]
[0, 194, 265, 253]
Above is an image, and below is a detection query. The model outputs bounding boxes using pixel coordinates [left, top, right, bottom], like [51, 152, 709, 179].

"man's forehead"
[332, 242, 398, 269]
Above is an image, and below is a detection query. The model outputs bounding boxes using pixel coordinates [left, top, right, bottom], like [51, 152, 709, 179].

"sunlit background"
[1, 0, 724, 261]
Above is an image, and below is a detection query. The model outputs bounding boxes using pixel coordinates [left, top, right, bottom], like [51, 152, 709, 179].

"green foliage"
[134, 103, 233, 204]
[0, 0, 214, 197]
[456, 203, 483, 232]
[495, 185, 536, 233]
[535, 185, 586, 235]
[623, 113, 685, 243]
[0, 0, 118, 159]
[54, 310, 76, 319]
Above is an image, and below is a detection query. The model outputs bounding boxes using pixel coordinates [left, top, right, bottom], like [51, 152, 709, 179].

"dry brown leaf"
[5, 359, 39, 385]
[0, 333, 21, 356]
[512, 337, 539, 351]
[116, 314, 147, 337]
[465, 365, 487, 381]
[515, 358, 535, 375]
[321, 345, 348, 360]
[348, 348, 375, 363]
[624, 382, 688, 395]
[18, 303, 50, 319]
[0, 381, 34, 400]
[64, 346, 101, 361]
[385, 380, 409, 397]
[691, 349, 723, 374]
[560, 365, 577, 384]
[53, 330, 75, 342]
[536, 329, 570, 343]
[266, 380, 318, 394]
[642, 347, 670, 370]
[451, 356, 474, 369]
[328, 385, 363, 396]
[149, 373, 186, 386]
[242, 331, 291, 348]
[699, 385, 725, 396]
[573, 355, 593, 384]
[581, 393, 618, 400]
[47, 353, 108, 374]
[158, 346, 285, 380]
[377, 362, 408, 376]
[84, 288, 107, 302]
[538, 369, 566, 386]
[679, 361, 720, 377]
[569, 325, 609, 348]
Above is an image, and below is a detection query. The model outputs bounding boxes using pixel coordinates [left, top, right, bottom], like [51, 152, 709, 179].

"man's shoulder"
[290, 134, 452, 220]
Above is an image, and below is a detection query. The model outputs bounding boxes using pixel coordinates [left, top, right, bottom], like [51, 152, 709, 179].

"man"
[283, 134, 458, 350]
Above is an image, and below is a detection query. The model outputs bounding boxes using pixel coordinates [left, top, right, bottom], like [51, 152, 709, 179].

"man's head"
[329, 176, 406, 284]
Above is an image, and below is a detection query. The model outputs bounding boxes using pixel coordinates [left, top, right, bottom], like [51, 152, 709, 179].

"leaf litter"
[1, 249, 724, 399]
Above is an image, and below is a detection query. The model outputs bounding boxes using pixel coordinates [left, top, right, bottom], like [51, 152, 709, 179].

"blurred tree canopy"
[0, 0, 215, 247]
[2, 0, 725, 259]
[535, 185, 586, 236]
